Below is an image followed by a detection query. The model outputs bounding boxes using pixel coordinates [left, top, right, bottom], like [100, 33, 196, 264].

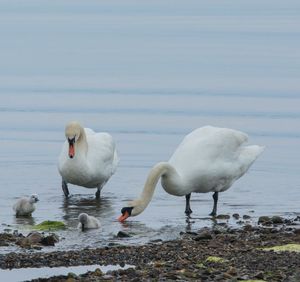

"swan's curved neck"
[132, 162, 181, 216]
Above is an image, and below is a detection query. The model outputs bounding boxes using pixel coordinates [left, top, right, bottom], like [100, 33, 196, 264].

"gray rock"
[258, 216, 271, 224]
[271, 216, 284, 224]
[216, 214, 230, 220]
[194, 231, 213, 241]
[41, 234, 59, 246]
[27, 232, 43, 244]
[67, 272, 77, 278]
[117, 231, 131, 238]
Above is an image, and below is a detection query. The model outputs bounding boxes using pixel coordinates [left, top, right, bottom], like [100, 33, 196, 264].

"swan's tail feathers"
[238, 145, 265, 176]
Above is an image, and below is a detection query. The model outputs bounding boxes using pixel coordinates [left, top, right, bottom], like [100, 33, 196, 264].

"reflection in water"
[14, 216, 36, 226]
[185, 217, 195, 232]
[61, 194, 115, 226]
[0, 264, 134, 282]
[185, 215, 237, 234]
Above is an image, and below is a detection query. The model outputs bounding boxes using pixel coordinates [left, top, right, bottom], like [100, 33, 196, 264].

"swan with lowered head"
[58, 121, 119, 199]
[78, 213, 101, 231]
[13, 194, 39, 217]
[119, 126, 264, 221]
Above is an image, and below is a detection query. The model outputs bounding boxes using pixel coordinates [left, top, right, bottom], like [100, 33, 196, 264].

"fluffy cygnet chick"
[13, 194, 39, 217]
[77, 213, 101, 231]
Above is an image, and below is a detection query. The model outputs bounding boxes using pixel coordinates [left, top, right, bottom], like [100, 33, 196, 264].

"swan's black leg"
[185, 193, 193, 215]
[209, 192, 219, 217]
[95, 187, 101, 199]
[62, 180, 69, 198]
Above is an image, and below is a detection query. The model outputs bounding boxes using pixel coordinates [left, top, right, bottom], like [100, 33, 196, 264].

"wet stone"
[271, 216, 284, 224]
[150, 239, 162, 243]
[216, 214, 230, 220]
[185, 231, 198, 236]
[117, 231, 131, 238]
[194, 231, 213, 241]
[226, 266, 237, 276]
[93, 268, 103, 276]
[26, 232, 43, 244]
[254, 271, 265, 279]
[243, 215, 251, 219]
[67, 272, 77, 278]
[258, 216, 272, 225]
[232, 213, 240, 219]
[243, 224, 254, 232]
[216, 222, 228, 228]
[223, 272, 233, 279]
[41, 234, 59, 246]
[0, 233, 17, 246]
[293, 229, 300, 235]
[15, 231, 59, 248]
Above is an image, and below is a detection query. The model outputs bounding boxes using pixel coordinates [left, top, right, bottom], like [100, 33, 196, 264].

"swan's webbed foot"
[209, 192, 218, 217]
[185, 193, 193, 216]
[95, 188, 101, 199]
[62, 180, 69, 198]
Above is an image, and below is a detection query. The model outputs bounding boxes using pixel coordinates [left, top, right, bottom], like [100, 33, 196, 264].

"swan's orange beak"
[69, 144, 75, 158]
[118, 211, 129, 222]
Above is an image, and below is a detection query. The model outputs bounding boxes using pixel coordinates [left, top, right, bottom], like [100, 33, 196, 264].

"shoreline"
[1, 216, 300, 281]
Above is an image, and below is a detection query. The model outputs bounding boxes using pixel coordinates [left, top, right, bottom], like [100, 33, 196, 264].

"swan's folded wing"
[172, 127, 247, 163]
[84, 128, 96, 135]
[87, 132, 118, 176]
[169, 126, 252, 179]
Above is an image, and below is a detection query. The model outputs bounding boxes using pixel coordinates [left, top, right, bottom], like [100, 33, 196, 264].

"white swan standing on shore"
[119, 126, 264, 222]
[13, 194, 39, 216]
[77, 213, 101, 231]
[58, 121, 119, 199]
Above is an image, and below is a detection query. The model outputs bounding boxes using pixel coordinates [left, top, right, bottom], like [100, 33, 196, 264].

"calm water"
[0, 0, 299, 253]
[0, 264, 133, 282]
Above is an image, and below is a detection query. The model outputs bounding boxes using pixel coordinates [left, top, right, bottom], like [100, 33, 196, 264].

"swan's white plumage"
[77, 213, 101, 230]
[165, 126, 264, 195]
[120, 126, 264, 220]
[13, 194, 39, 216]
[58, 122, 118, 192]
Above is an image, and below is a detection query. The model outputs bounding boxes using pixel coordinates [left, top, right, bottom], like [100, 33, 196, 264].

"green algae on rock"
[33, 221, 66, 231]
[205, 256, 226, 263]
[262, 243, 300, 253]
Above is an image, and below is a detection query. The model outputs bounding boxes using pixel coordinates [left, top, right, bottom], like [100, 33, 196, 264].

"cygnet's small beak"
[118, 211, 129, 222]
[35, 198, 39, 202]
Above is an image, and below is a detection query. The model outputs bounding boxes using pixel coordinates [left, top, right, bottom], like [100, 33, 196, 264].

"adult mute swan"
[77, 213, 101, 231]
[119, 126, 264, 222]
[13, 194, 39, 217]
[58, 121, 119, 199]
